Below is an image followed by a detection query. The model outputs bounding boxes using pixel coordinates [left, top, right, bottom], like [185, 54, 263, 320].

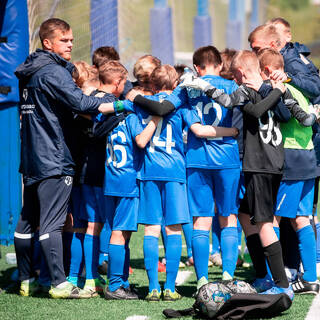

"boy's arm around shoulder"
[135, 116, 161, 149]
[190, 122, 238, 139]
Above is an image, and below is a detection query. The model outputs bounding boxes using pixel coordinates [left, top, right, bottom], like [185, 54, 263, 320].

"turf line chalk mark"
[175, 270, 193, 286]
[305, 293, 320, 320]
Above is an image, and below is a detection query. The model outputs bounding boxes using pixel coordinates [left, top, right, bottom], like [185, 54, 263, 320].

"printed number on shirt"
[195, 101, 223, 140]
[106, 131, 127, 168]
[142, 116, 175, 154]
[258, 110, 282, 146]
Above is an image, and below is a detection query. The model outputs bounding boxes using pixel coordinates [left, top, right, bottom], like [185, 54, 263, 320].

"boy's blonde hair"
[257, 48, 284, 71]
[150, 64, 179, 92]
[248, 24, 281, 47]
[231, 50, 260, 74]
[73, 61, 98, 88]
[220, 48, 237, 80]
[133, 55, 161, 88]
[98, 60, 128, 85]
[266, 17, 291, 33]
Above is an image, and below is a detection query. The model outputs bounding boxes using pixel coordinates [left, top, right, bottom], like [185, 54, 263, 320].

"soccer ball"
[224, 280, 257, 294]
[195, 282, 232, 318]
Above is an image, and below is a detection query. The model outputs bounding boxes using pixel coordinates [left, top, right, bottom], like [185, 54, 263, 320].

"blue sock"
[220, 227, 238, 277]
[164, 235, 182, 292]
[161, 225, 167, 254]
[143, 236, 160, 292]
[68, 232, 85, 278]
[316, 223, 320, 263]
[122, 241, 130, 289]
[297, 225, 317, 282]
[99, 224, 111, 264]
[84, 234, 100, 279]
[211, 215, 221, 255]
[182, 222, 193, 258]
[108, 244, 125, 292]
[273, 227, 280, 240]
[192, 229, 210, 280]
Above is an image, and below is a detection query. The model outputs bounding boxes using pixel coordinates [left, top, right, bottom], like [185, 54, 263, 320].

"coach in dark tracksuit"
[14, 18, 112, 299]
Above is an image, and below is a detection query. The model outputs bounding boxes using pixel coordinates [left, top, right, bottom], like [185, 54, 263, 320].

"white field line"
[305, 293, 320, 320]
[175, 270, 193, 286]
[125, 316, 149, 320]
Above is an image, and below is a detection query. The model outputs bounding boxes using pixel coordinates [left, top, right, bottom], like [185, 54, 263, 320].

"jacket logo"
[23, 89, 28, 101]
[64, 176, 73, 186]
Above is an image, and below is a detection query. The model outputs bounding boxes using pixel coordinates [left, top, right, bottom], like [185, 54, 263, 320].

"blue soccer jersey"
[97, 113, 144, 197]
[156, 76, 240, 169]
[136, 92, 201, 182]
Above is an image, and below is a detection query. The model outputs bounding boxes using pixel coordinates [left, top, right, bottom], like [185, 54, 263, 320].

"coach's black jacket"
[15, 49, 108, 186]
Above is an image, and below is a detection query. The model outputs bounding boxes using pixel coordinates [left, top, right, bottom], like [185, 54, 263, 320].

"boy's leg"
[182, 221, 193, 261]
[214, 168, 241, 280]
[210, 214, 222, 266]
[164, 224, 182, 292]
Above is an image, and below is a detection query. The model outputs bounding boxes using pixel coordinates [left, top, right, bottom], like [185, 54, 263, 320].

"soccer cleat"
[210, 253, 222, 267]
[252, 274, 274, 293]
[260, 285, 294, 301]
[145, 289, 162, 302]
[291, 278, 319, 295]
[158, 261, 166, 272]
[19, 279, 41, 297]
[97, 260, 108, 276]
[49, 282, 96, 299]
[163, 289, 182, 301]
[179, 261, 186, 268]
[104, 286, 139, 300]
[83, 277, 106, 293]
[66, 276, 78, 287]
[222, 271, 233, 281]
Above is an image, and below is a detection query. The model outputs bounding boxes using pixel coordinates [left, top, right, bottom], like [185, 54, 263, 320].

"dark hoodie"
[15, 49, 109, 186]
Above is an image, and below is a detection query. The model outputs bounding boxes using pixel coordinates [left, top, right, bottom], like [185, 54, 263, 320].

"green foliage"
[275, 0, 310, 10]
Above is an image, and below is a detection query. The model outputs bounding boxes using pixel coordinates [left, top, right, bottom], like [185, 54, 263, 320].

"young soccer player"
[94, 64, 161, 300]
[258, 48, 319, 295]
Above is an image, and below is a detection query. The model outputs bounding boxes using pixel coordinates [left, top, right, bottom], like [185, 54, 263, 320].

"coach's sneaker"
[19, 279, 40, 297]
[210, 253, 222, 267]
[252, 274, 274, 293]
[291, 278, 320, 295]
[105, 286, 138, 300]
[163, 289, 182, 301]
[145, 289, 162, 302]
[83, 277, 106, 294]
[260, 285, 294, 301]
[49, 281, 95, 299]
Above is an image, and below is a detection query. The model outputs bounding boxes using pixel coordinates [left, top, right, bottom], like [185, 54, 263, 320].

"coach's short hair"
[133, 55, 161, 88]
[231, 50, 260, 74]
[98, 60, 128, 85]
[248, 24, 281, 47]
[193, 46, 222, 69]
[39, 18, 70, 45]
[150, 65, 178, 92]
[92, 46, 120, 68]
[257, 48, 284, 71]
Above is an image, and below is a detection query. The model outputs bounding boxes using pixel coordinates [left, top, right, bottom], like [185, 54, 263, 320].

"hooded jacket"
[15, 49, 108, 185]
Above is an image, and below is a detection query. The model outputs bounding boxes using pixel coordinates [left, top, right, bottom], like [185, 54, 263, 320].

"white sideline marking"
[125, 316, 149, 320]
[305, 294, 320, 320]
[175, 270, 193, 286]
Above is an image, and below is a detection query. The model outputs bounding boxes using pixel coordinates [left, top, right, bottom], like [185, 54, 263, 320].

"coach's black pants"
[14, 175, 73, 286]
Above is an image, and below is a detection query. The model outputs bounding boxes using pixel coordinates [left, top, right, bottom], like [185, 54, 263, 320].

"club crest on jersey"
[23, 89, 28, 101]
[64, 176, 73, 186]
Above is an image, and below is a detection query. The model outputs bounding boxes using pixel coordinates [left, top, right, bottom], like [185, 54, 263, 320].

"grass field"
[0, 227, 316, 320]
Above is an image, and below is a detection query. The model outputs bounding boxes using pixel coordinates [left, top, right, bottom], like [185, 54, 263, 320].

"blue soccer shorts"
[138, 180, 190, 226]
[81, 185, 106, 223]
[187, 168, 240, 217]
[275, 179, 315, 218]
[104, 196, 139, 231]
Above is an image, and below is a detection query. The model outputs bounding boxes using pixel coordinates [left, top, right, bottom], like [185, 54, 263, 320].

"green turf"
[0, 227, 316, 320]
